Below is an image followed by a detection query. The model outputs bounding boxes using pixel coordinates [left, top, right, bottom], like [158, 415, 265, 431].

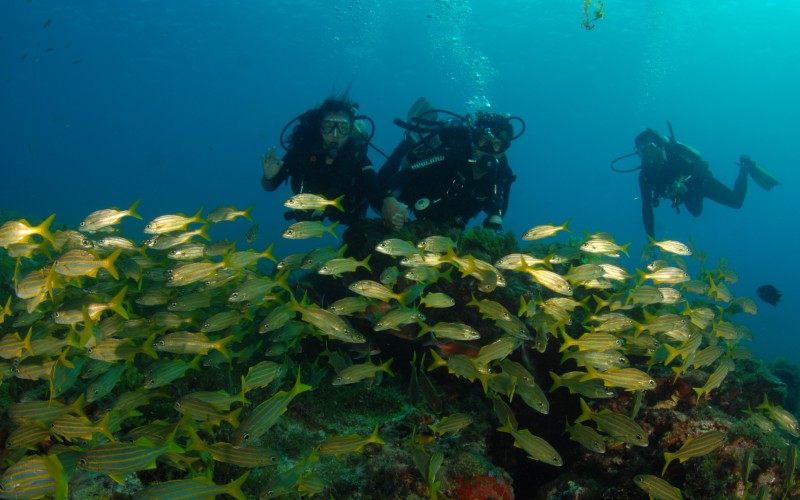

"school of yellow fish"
[0, 197, 794, 499]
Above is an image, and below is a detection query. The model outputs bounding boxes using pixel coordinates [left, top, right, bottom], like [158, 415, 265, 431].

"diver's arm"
[377, 137, 414, 192]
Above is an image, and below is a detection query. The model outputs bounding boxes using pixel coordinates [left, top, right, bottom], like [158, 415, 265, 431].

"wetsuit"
[380, 124, 515, 229]
[639, 142, 747, 239]
[262, 138, 381, 226]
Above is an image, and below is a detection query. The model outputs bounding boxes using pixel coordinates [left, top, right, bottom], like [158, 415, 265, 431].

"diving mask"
[321, 119, 352, 137]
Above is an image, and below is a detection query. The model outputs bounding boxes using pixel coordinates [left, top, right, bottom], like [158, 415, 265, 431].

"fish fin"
[227, 471, 251, 500]
[126, 199, 142, 220]
[662, 452, 675, 476]
[332, 194, 346, 212]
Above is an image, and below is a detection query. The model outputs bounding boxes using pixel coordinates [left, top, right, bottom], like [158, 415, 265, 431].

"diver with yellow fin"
[611, 121, 780, 239]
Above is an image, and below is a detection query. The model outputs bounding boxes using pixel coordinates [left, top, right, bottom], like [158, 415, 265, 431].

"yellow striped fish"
[0, 454, 67, 500]
[144, 208, 205, 234]
[634, 474, 683, 499]
[77, 436, 184, 484]
[232, 372, 312, 447]
[79, 200, 142, 232]
[0, 214, 56, 248]
[139, 471, 249, 500]
[316, 425, 384, 457]
[497, 423, 563, 466]
[662, 430, 726, 475]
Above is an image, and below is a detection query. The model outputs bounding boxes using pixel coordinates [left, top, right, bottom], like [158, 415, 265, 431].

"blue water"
[2, 1, 797, 363]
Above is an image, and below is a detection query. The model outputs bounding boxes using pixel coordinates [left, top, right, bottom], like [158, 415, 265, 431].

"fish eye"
[242, 433, 250, 442]
[230, 292, 239, 299]
[79, 459, 87, 465]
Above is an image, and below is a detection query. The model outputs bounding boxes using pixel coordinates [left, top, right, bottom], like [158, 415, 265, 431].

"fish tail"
[693, 386, 706, 401]
[126, 199, 143, 220]
[289, 370, 313, 398]
[227, 407, 243, 429]
[108, 285, 129, 319]
[97, 411, 116, 442]
[368, 424, 385, 445]
[261, 242, 277, 263]
[42, 454, 68, 500]
[191, 207, 205, 223]
[70, 393, 89, 420]
[575, 397, 593, 424]
[441, 266, 454, 283]
[662, 453, 675, 476]
[427, 348, 447, 371]
[327, 220, 341, 238]
[670, 366, 684, 384]
[215, 335, 236, 360]
[381, 358, 395, 378]
[417, 321, 432, 338]
[21, 326, 35, 357]
[197, 223, 212, 242]
[184, 424, 206, 452]
[35, 213, 57, 244]
[549, 371, 563, 392]
[558, 330, 576, 352]
[240, 375, 249, 404]
[663, 344, 682, 365]
[101, 248, 122, 280]
[242, 205, 254, 222]
[579, 364, 601, 383]
[361, 254, 372, 273]
[227, 471, 251, 500]
[332, 194, 346, 212]
[139, 332, 159, 359]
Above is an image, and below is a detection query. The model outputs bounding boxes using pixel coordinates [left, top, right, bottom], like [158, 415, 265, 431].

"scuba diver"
[610, 122, 779, 239]
[261, 95, 384, 226]
[379, 97, 524, 232]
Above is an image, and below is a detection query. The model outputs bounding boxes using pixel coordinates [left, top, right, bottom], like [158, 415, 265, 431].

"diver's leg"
[703, 168, 748, 209]
[683, 192, 704, 217]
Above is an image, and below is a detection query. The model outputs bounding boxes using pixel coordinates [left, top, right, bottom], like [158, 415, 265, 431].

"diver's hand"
[262, 147, 284, 180]
[382, 197, 409, 231]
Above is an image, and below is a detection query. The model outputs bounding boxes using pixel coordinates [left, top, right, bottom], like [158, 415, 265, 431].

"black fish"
[756, 284, 782, 306]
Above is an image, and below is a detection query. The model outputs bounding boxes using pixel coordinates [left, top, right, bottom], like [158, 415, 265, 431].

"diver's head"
[287, 96, 358, 156]
[471, 111, 514, 155]
[320, 110, 353, 158]
[319, 99, 358, 157]
[635, 128, 667, 165]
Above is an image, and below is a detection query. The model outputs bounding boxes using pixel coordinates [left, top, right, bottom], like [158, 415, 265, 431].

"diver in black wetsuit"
[261, 96, 384, 226]
[630, 126, 778, 239]
[379, 99, 523, 232]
